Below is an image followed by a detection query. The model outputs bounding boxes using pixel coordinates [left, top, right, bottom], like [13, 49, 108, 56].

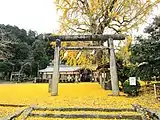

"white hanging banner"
[63, 51, 68, 59]
[129, 77, 136, 85]
[90, 50, 96, 55]
[76, 51, 82, 59]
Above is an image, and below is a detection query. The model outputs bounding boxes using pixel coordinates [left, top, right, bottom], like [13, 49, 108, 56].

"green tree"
[0, 24, 43, 80]
[28, 30, 37, 45]
[32, 39, 50, 77]
[0, 24, 14, 59]
[0, 61, 14, 80]
[131, 16, 160, 80]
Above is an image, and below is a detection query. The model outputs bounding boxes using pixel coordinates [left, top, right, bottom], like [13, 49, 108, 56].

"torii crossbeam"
[48, 34, 125, 41]
[61, 46, 109, 50]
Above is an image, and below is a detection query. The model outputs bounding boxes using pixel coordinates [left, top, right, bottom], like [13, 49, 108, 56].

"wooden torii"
[48, 34, 125, 96]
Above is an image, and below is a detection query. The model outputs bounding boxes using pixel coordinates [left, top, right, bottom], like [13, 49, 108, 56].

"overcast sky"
[0, 0, 159, 34]
[0, 0, 59, 33]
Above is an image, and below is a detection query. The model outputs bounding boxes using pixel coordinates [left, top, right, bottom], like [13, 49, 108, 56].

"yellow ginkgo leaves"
[0, 82, 159, 119]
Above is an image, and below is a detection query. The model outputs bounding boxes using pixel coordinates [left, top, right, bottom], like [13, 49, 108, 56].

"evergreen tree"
[131, 16, 160, 80]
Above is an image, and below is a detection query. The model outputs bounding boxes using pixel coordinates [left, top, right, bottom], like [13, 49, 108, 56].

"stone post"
[109, 38, 119, 96]
[51, 39, 61, 96]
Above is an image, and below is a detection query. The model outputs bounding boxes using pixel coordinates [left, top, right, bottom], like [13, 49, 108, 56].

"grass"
[0, 82, 159, 119]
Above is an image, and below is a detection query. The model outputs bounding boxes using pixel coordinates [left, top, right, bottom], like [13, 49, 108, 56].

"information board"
[129, 77, 136, 85]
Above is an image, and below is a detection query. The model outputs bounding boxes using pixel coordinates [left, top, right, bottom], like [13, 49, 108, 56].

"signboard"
[129, 77, 136, 85]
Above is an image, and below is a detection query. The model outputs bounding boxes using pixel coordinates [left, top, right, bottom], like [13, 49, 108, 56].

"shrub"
[123, 80, 141, 96]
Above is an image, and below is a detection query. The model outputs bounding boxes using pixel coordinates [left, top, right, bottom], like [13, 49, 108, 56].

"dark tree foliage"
[116, 58, 133, 87]
[131, 16, 160, 80]
[0, 61, 13, 73]
[11, 42, 30, 60]
[31, 39, 50, 76]
[0, 24, 50, 80]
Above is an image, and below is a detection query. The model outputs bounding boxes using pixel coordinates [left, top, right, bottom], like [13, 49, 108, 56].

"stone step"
[33, 106, 135, 112]
[29, 113, 142, 119]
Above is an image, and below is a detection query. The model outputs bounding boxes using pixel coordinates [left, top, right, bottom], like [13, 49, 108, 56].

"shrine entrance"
[47, 34, 125, 96]
[79, 68, 92, 82]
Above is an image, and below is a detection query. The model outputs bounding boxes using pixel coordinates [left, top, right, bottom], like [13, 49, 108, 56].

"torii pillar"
[109, 38, 119, 96]
[51, 39, 61, 96]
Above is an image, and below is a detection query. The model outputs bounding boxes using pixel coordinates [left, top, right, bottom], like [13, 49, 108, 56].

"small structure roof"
[39, 65, 81, 73]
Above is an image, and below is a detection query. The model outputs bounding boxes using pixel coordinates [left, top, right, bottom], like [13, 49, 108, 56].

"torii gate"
[48, 34, 125, 96]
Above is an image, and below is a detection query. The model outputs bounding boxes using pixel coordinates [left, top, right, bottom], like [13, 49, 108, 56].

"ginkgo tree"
[55, 0, 159, 34]
[55, 0, 160, 65]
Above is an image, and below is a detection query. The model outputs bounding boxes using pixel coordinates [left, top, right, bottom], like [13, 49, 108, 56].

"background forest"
[0, 25, 51, 80]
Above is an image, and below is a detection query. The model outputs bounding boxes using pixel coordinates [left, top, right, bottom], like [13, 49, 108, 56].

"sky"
[0, 0, 159, 34]
[0, 0, 59, 34]
[132, 5, 160, 36]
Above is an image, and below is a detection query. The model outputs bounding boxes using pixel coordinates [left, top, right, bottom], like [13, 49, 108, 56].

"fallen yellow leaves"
[0, 106, 17, 118]
[0, 83, 159, 119]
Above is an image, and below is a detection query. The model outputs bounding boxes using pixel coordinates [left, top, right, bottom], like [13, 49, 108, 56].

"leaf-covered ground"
[0, 83, 159, 119]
